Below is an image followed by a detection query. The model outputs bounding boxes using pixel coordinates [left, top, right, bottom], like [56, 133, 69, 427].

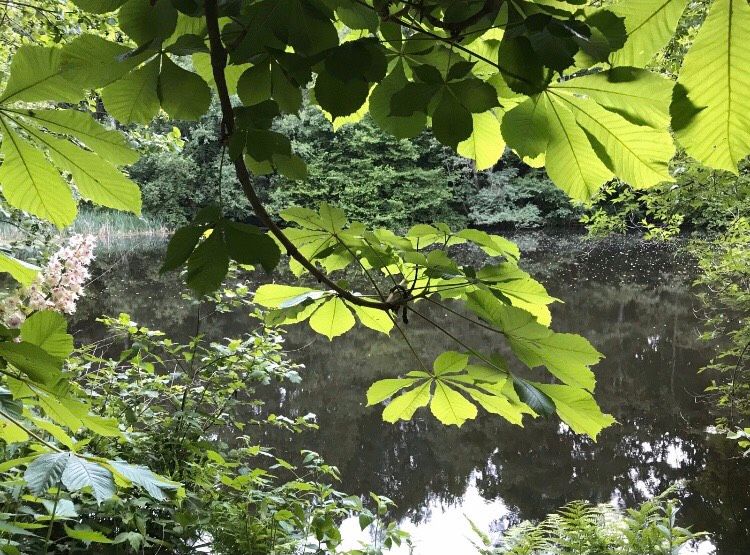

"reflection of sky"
[339, 444, 718, 555]
[77, 238, 748, 553]
[339, 470, 512, 554]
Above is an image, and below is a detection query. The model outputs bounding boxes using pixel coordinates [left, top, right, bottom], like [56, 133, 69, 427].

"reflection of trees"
[73, 239, 750, 552]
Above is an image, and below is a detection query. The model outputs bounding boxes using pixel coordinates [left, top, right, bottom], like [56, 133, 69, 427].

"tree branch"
[203, 0, 401, 312]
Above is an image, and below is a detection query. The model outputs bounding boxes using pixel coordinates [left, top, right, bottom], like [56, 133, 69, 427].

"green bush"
[130, 104, 582, 232]
[582, 156, 750, 238]
[471, 490, 707, 555]
[463, 161, 583, 229]
[263, 107, 466, 230]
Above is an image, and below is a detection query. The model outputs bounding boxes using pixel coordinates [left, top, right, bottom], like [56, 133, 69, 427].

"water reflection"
[74, 234, 750, 554]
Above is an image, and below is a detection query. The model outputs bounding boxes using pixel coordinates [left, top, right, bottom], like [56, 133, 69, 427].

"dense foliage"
[471, 491, 705, 555]
[131, 104, 577, 230]
[583, 158, 750, 239]
[0, 0, 749, 551]
[691, 219, 750, 451]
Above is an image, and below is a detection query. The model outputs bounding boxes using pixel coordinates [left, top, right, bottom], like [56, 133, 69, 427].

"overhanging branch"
[203, 0, 400, 312]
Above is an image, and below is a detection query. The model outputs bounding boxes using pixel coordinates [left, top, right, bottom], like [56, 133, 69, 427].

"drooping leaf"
[467, 291, 601, 391]
[674, 0, 750, 173]
[501, 96, 549, 162]
[20, 311, 73, 360]
[366, 378, 420, 405]
[101, 58, 161, 125]
[433, 351, 469, 376]
[610, 0, 688, 67]
[535, 383, 616, 440]
[118, 0, 178, 45]
[539, 93, 613, 201]
[185, 231, 229, 295]
[477, 263, 557, 326]
[512, 378, 555, 416]
[381, 381, 431, 423]
[457, 111, 505, 170]
[157, 55, 211, 121]
[22, 108, 139, 166]
[0, 253, 39, 285]
[24, 453, 70, 495]
[309, 297, 355, 340]
[223, 221, 281, 272]
[549, 91, 675, 189]
[429, 381, 477, 426]
[0, 123, 76, 228]
[61, 35, 146, 89]
[0, 46, 83, 104]
[20, 126, 141, 214]
[350, 304, 394, 335]
[161, 225, 204, 273]
[552, 68, 674, 129]
[369, 61, 426, 138]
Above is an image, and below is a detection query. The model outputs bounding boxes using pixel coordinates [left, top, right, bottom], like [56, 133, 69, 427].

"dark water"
[74, 233, 750, 554]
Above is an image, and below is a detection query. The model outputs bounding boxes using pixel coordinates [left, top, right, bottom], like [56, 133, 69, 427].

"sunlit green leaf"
[0, 123, 76, 228]
[382, 381, 431, 423]
[536, 383, 616, 440]
[674, 0, 750, 173]
[309, 297, 355, 340]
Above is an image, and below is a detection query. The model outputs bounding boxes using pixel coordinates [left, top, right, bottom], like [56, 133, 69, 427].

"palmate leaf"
[551, 68, 674, 129]
[548, 90, 675, 189]
[366, 378, 421, 405]
[0, 46, 83, 104]
[674, 0, 750, 173]
[466, 291, 601, 391]
[309, 298, 356, 340]
[535, 383, 616, 440]
[381, 381, 431, 423]
[0, 122, 77, 228]
[20, 108, 139, 166]
[368, 352, 531, 428]
[16, 121, 141, 214]
[369, 61, 426, 138]
[476, 264, 557, 326]
[609, 0, 688, 67]
[61, 34, 147, 89]
[456, 111, 505, 170]
[430, 381, 477, 426]
[537, 94, 613, 201]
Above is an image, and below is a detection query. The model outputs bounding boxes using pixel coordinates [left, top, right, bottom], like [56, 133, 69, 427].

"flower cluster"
[1, 234, 97, 327]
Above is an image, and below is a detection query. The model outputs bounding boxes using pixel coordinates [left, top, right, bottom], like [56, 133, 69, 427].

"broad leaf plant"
[2, 0, 750, 457]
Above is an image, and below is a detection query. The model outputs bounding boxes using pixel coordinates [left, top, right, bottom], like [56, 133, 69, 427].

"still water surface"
[74, 233, 750, 554]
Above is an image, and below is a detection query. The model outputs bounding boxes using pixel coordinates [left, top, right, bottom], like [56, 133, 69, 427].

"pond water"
[73, 233, 750, 554]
